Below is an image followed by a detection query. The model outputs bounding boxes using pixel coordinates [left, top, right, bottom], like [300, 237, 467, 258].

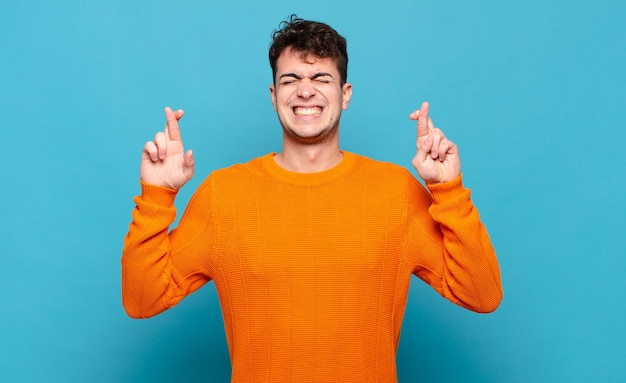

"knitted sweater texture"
[122, 151, 502, 382]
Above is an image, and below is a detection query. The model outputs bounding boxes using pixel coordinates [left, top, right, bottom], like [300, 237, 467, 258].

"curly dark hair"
[269, 15, 348, 85]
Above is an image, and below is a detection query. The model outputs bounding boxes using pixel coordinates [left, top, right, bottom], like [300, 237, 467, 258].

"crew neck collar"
[261, 151, 356, 186]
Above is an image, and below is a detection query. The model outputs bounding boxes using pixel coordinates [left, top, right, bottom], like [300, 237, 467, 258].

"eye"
[315, 78, 331, 84]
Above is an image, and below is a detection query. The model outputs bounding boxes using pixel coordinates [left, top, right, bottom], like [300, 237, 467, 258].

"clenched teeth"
[294, 107, 322, 116]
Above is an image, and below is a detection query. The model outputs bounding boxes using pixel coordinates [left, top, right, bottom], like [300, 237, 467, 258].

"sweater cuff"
[139, 180, 178, 207]
[426, 173, 467, 204]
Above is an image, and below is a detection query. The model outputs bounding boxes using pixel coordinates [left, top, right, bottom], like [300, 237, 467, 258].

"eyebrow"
[279, 72, 334, 81]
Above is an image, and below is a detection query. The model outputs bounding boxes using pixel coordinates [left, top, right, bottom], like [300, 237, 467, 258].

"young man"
[122, 15, 502, 382]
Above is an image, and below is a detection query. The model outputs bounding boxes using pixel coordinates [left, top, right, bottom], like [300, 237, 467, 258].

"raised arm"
[122, 107, 210, 319]
[407, 102, 501, 312]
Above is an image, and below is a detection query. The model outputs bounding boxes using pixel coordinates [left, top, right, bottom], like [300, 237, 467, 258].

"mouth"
[293, 106, 323, 116]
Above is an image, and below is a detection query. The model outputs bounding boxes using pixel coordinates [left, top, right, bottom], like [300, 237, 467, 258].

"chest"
[213, 184, 407, 281]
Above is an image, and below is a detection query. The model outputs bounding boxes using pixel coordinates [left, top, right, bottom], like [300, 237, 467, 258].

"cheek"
[275, 90, 291, 106]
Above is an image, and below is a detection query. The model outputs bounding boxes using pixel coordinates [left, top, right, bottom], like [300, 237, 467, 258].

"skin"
[140, 50, 461, 188]
[269, 47, 352, 172]
[140, 107, 194, 190]
[410, 102, 461, 183]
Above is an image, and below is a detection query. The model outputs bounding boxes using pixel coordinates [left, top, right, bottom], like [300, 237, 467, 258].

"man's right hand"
[140, 107, 195, 190]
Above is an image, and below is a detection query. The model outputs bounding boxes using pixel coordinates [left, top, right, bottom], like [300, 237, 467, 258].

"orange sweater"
[122, 151, 502, 382]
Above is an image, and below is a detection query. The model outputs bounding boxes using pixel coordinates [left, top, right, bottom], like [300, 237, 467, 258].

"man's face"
[270, 47, 352, 145]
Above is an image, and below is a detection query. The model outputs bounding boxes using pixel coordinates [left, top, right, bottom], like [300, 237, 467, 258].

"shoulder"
[192, 154, 271, 194]
[348, 152, 415, 180]
[207, 153, 269, 179]
[348, 152, 430, 198]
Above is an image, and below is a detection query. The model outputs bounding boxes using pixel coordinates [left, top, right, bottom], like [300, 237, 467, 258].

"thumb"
[183, 149, 195, 176]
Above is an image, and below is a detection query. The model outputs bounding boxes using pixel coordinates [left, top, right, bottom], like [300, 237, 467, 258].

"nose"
[297, 79, 316, 99]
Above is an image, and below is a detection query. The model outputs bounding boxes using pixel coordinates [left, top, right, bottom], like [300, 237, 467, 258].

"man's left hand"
[409, 102, 461, 184]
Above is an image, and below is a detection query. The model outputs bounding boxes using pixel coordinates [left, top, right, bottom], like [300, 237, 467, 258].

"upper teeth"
[294, 107, 322, 116]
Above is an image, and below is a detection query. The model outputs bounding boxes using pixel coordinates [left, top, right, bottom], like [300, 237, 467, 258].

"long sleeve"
[121, 180, 215, 318]
[407, 173, 503, 313]
[120, 152, 501, 382]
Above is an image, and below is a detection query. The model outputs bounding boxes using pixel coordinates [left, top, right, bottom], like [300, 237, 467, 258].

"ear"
[341, 82, 352, 110]
[269, 84, 277, 111]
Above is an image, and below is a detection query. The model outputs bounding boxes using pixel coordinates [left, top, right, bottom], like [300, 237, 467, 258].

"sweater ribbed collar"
[260, 151, 357, 186]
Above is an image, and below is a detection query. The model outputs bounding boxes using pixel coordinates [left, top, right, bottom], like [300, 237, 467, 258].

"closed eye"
[311, 73, 334, 83]
[279, 73, 302, 85]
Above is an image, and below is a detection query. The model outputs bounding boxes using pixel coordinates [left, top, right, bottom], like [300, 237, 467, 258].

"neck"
[275, 138, 343, 173]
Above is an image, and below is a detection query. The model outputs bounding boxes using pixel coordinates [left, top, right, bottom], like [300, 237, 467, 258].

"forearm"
[121, 182, 180, 318]
[415, 175, 503, 312]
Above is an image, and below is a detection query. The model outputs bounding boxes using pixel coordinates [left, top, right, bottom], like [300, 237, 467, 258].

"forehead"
[275, 47, 339, 76]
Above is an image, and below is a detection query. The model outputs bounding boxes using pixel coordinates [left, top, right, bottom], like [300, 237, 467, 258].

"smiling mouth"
[293, 107, 322, 116]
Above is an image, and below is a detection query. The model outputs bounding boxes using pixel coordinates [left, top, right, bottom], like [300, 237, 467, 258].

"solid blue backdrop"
[2, 0, 625, 381]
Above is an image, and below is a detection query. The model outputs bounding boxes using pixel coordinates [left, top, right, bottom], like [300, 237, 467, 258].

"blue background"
[2, 0, 625, 382]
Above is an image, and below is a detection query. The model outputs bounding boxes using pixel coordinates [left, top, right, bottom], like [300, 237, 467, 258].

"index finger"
[417, 101, 430, 138]
[164, 106, 184, 141]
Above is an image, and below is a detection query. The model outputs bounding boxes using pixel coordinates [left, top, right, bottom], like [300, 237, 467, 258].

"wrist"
[139, 180, 178, 206]
[426, 173, 466, 203]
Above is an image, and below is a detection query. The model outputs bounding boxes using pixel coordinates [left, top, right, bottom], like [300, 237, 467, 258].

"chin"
[285, 126, 338, 145]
